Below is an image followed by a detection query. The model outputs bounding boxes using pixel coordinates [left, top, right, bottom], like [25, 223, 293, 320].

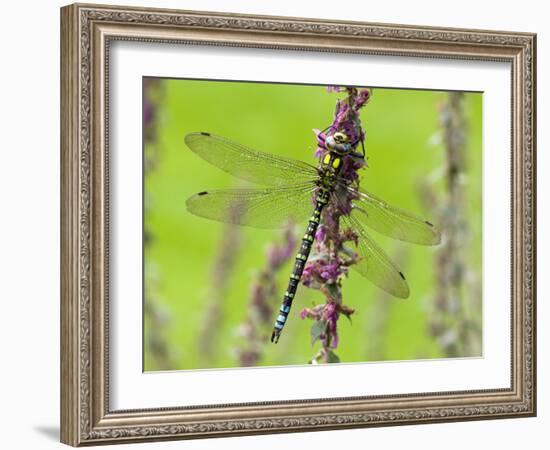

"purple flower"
[300, 304, 324, 321]
[339, 157, 363, 186]
[323, 303, 339, 348]
[302, 258, 348, 286]
[301, 263, 315, 287]
[313, 129, 329, 158]
[354, 89, 371, 109]
[333, 101, 350, 130]
[315, 226, 326, 243]
[314, 147, 324, 158]
[319, 262, 340, 283]
[143, 102, 154, 126]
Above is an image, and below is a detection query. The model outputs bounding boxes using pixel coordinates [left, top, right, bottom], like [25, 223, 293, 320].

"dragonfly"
[184, 131, 441, 343]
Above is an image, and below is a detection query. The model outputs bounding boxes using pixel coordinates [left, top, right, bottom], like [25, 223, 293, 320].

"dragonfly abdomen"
[271, 188, 330, 343]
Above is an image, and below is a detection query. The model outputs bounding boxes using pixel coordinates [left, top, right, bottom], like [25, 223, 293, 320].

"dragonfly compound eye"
[333, 132, 348, 143]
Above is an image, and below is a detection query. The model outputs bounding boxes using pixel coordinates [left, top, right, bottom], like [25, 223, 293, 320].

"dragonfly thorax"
[319, 151, 344, 179]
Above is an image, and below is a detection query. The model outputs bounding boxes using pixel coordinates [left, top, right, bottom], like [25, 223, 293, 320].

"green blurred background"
[143, 79, 482, 371]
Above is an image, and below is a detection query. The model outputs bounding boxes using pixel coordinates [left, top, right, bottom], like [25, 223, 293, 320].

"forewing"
[344, 185, 441, 245]
[185, 132, 319, 186]
[341, 214, 410, 299]
[186, 184, 315, 229]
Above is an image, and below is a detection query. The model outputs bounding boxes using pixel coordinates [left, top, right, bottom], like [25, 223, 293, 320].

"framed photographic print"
[60, 3, 536, 446]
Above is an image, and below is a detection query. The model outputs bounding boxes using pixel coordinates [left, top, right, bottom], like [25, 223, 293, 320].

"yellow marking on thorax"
[332, 157, 341, 169]
[323, 153, 331, 165]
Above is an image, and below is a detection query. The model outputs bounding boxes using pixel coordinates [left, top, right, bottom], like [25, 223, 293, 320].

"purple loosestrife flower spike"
[143, 79, 175, 370]
[300, 86, 371, 364]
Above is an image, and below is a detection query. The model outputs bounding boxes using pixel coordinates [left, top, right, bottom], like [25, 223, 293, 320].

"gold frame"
[60, 2, 536, 446]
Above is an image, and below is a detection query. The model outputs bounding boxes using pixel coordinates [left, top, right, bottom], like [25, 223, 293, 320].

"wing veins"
[185, 133, 319, 187]
[341, 213, 410, 299]
[341, 185, 441, 245]
[186, 183, 316, 229]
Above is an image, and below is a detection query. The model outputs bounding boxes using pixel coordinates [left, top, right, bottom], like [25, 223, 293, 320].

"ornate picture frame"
[60, 3, 536, 446]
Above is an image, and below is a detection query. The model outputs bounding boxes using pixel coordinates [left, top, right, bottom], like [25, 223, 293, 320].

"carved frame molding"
[60, 3, 536, 446]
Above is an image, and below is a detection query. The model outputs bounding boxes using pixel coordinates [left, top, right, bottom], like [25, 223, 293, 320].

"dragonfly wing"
[185, 132, 319, 187]
[344, 185, 441, 245]
[186, 184, 315, 229]
[341, 213, 410, 299]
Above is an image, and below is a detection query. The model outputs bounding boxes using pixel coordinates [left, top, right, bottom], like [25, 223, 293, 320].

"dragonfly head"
[326, 132, 365, 159]
[325, 132, 350, 154]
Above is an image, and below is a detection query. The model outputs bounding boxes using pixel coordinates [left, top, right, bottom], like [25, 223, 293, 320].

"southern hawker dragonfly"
[184, 131, 441, 343]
